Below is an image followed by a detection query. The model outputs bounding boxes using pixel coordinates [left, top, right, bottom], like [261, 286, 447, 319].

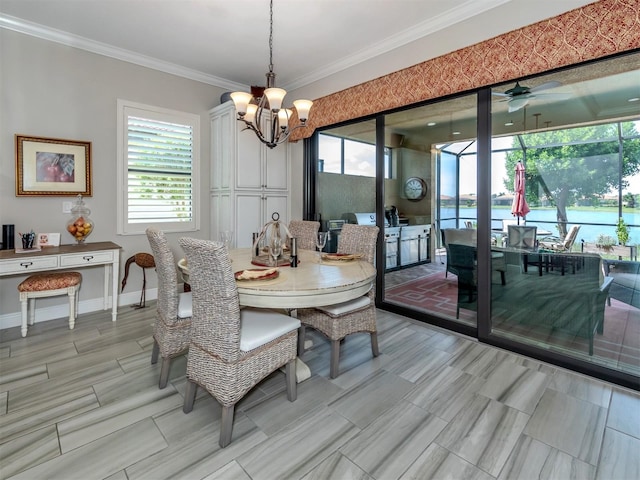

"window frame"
[117, 99, 200, 235]
[318, 133, 392, 178]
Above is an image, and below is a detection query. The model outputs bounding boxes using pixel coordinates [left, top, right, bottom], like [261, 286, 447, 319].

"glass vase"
[66, 195, 94, 244]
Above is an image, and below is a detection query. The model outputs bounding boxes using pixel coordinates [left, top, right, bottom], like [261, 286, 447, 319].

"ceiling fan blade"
[492, 91, 511, 97]
[535, 92, 572, 101]
[529, 80, 562, 93]
[508, 97, 531, 112]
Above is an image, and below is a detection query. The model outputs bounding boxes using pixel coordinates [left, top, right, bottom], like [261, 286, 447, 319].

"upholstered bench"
[17, 271, 82, 337]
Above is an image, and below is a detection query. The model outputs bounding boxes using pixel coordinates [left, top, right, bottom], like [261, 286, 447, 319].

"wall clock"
[404, 177, 428, 201]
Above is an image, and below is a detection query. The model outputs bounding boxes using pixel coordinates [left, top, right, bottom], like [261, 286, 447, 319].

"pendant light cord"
[268, 0, 274, 74]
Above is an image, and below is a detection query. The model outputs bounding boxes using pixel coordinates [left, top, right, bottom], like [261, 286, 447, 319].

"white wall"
[0, 30, 225, 328]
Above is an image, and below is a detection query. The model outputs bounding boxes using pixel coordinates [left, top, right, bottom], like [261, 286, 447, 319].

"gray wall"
[316, 145, 432, 226]
[317, 172, 377, 222]
[0, 30, 225, 326]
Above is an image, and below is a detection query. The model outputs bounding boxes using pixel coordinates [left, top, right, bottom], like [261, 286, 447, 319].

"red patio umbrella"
[511, 161, 530, 223]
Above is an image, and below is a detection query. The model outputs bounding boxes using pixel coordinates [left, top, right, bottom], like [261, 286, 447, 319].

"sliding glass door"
[488, 58, 640, 380]
[309, 51, 639, 388]
[382, 95, 478, 330]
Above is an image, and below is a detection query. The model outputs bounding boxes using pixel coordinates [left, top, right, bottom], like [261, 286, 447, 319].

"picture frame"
[15, 135, 92, 196]
[37, 232, 61, 247]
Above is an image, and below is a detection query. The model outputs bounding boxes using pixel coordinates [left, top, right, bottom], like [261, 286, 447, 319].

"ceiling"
[0, 0, 597, 95]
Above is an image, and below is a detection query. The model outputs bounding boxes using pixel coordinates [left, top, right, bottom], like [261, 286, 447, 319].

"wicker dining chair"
[145, 227, 193, 389]
[179, 237, 299, 448]
[296, 223, 380, 379]
[288, 220, 320, 251]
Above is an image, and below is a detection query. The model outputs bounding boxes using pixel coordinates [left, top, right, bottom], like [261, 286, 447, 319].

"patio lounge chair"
[539, 225, 581, 252]
[539, 225, 581, 274]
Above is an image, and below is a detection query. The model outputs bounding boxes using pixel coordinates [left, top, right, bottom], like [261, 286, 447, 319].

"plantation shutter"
[126, 115, 194, 224]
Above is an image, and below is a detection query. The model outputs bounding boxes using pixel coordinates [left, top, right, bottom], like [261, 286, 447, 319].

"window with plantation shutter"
[117, 100, 200, 235]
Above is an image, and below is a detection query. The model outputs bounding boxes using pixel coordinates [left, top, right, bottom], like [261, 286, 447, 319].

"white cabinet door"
[210, 106, 235, 190]
[236, 127, 263, 190]
[235, 193, 263, 248]
[210, 192, 232, 244]
[235, 192, 290, 248]
[264, 193, 289, 228]
[235, 113, 289, 191]
[265, 140, 289, 191]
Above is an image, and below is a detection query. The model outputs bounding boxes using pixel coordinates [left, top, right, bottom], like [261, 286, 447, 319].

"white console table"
[0, 241, 121, 322]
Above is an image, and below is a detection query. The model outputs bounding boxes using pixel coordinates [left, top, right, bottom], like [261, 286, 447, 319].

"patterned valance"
[290, 0, 640, 141]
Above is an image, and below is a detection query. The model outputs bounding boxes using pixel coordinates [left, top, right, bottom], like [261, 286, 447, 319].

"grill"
[341, 212, 431, 269]
[341, 213, 379, 227]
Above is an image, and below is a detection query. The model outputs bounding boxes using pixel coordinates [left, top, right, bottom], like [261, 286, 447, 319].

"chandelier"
[230, 0, 313, 149]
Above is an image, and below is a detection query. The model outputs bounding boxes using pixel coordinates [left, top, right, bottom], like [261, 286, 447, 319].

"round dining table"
[179, 248, 376, 309]
[177, 248, 377, 382]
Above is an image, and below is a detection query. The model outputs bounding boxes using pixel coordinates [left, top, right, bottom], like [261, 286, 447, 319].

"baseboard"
[0, 287, 158, 331]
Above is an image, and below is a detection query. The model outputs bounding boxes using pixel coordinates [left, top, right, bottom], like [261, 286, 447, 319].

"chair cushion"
[316, 295, 371, 317]
[177, 291, 192, 318]
[18, 272, 82, 292]
[240, 308, 301, 351]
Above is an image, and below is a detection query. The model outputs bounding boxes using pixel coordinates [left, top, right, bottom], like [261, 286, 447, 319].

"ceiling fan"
[493, 81, 571, 112]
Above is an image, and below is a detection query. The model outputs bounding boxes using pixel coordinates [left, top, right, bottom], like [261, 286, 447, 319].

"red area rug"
[385, 271, 461, 319]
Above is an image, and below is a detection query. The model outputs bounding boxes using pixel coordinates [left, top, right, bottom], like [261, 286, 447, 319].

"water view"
[441, 207, 640, 245]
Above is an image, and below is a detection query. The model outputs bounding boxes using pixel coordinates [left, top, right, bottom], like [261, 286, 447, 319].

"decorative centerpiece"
[252, 212, 291, 267]
[66, 194, 94, 244]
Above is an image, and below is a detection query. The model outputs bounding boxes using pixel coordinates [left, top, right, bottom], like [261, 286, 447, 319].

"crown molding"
[282, 0, 512, 91]
[0, 13, 248, 91]
[1, 1, 510, 93]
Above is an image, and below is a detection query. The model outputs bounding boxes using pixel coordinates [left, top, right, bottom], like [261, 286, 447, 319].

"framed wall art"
[15, 135, 92, 196]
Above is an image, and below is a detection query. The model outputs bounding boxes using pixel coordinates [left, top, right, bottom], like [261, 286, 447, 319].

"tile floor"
[1, 305, 639, 479]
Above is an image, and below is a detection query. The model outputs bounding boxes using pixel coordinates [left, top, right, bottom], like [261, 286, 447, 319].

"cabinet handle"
[82, 255, 94, 262]
[20, 262, 34, 269]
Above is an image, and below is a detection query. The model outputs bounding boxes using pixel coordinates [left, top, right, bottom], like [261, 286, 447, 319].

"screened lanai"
[439, 119, 640, 248]
[313, 51, 640, 388]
